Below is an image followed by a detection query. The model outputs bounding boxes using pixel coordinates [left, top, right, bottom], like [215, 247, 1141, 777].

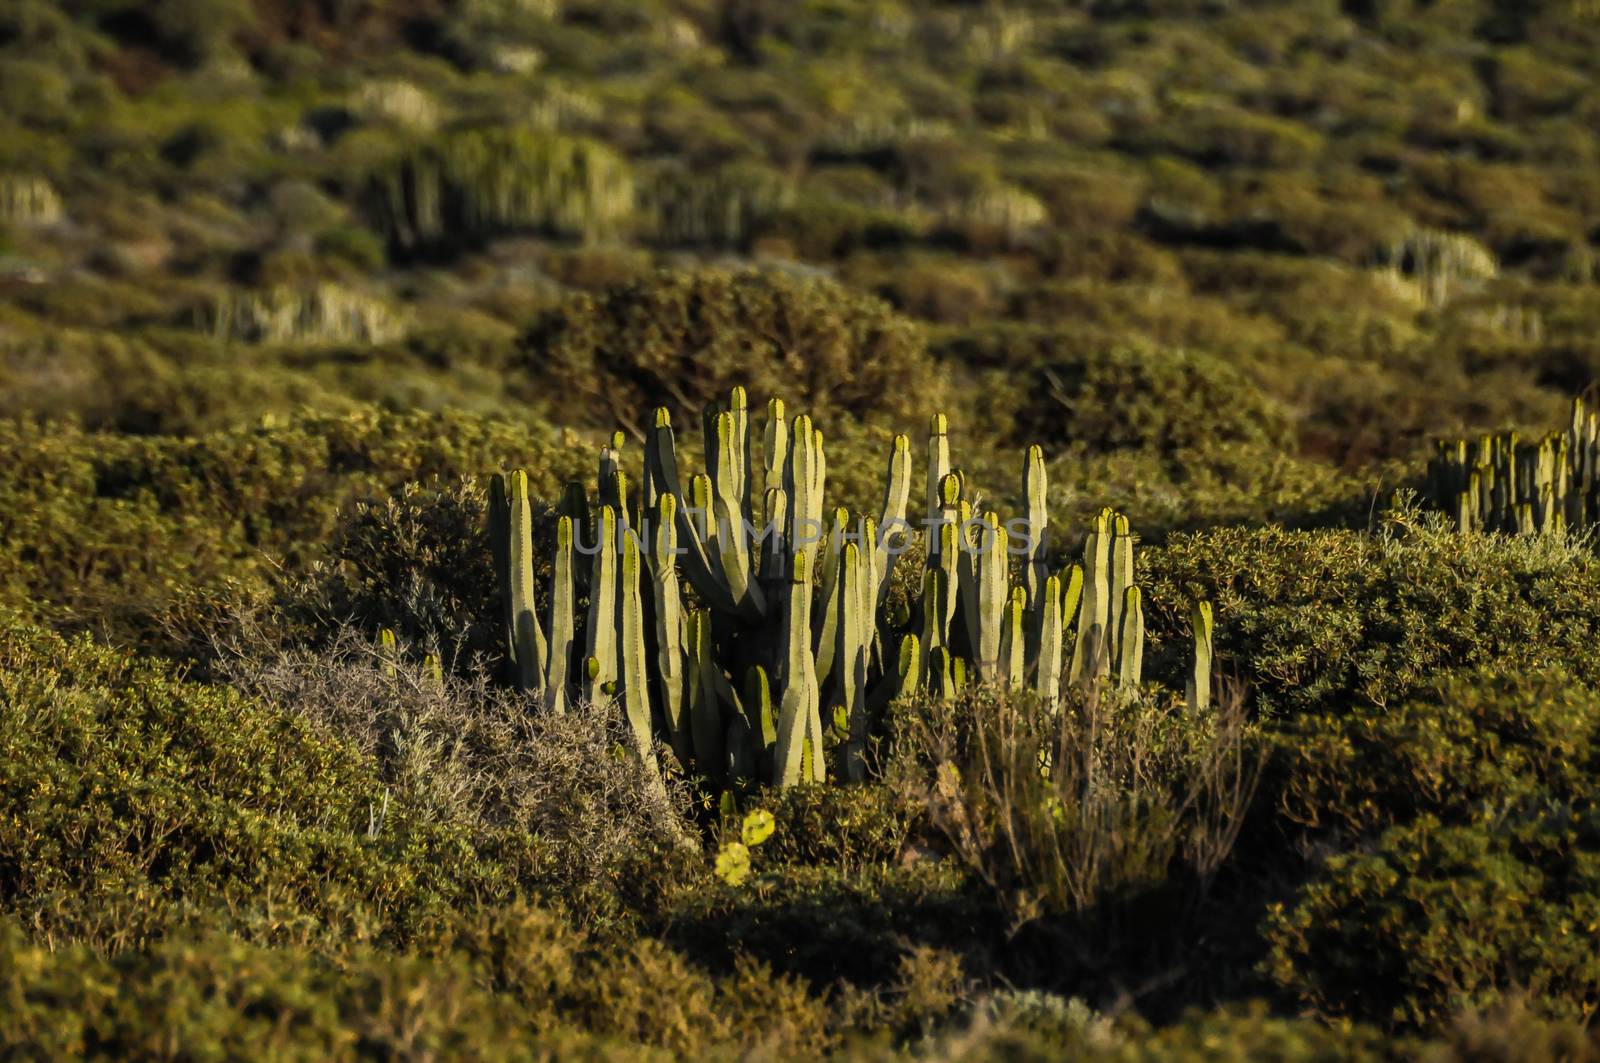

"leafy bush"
[1264, 805, 1600, 1028]
[1144, 510, 1600, 718]
[0, 411, 589, 650]
[522, 268, 940, 430]
[1275, 668, 1600, 838]
[0, 902, 835, 1059]
[0, 622, 514, 949]
[941, 327, 1296, 453]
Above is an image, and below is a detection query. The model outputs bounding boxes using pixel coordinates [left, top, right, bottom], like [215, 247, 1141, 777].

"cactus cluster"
[490, 388, 1215, 788]
[1429, 394, 1600, 535]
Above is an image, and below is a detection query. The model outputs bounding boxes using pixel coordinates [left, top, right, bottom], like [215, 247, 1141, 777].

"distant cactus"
[0, 174, 63, 225]
[1373, 227, 1497, 307]
[488, 387, 1213, 788]
[1427, 391, 1600, 535]
[370, 127, 633, 249]
[204, 284, 406, 346]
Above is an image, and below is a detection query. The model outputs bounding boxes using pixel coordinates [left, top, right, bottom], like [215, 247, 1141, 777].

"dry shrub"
[908, 682, 1261, 926]
[222, 630, 697, 909]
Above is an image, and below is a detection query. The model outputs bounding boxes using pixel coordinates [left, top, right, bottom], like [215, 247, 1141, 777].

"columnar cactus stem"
[926, 413, 951, 564]
[1187, 599, 1214, 714]
[546, 515, 576, 714]
[1023, 444, 1049, 609]
[650, 496, 689, 758]
[877, 433, 913, 606]
[1116, 585, 1144, 689]
[583, 504, 618, 696]
[836, 541, 869, 782]
[1071, 509, 1113, 682]
[688, 608, 723, 782]
[775, 552, 822, 786]
[618, 529, 655, 766]
[507, 469, 549, 695]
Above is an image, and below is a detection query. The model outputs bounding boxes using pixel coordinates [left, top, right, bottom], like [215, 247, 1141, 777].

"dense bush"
[939, 326, 1296, 453]
[0, 410, 590, 649]
[522, 269, 940, 431]
[1144, 510, 1600, 717]
[1274, 668, 1600, 838]
[1265, 806, 1600, 1028]
[0, 622, 515, 948]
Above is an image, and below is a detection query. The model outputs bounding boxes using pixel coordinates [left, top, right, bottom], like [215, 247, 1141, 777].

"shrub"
[939, 327, 1295, 454]
[906, 684, 1259, 924]
[0, 411, 590, 651]
[224, 633, 697, 914]
[521, 268, 939, 430]
[1263, 805, 1600, 1028]
[0, 622, 516, 949]
[1274, 668, 1600, 839]
[1144, 509, 1600, 718]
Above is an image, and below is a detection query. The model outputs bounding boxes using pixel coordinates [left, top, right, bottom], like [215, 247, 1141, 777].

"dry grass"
[220, 628, 698, 908]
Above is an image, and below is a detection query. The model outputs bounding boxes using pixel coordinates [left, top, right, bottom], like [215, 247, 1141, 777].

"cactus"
[836, 542, 870, 782]
[378, 627, 398, 678]
[1023, 444, 1049, 609]
[1001, 585, 1027, 691]
[618, 530, 655, 768]
[687, 609, 724, 782]
[775, 552, 822, 786]
[508, 470, 553, 694]
[877, 433, 913, 606]
[546, 515, 577, 714]
[1070, 510, 1113, 682]
[583, 505, 619, 702]
[1187, 599, 1214, 714]
[485, 388, 1182, 792]
[1116, 586, 1144, 690]
[1428, 393, 1600, 536]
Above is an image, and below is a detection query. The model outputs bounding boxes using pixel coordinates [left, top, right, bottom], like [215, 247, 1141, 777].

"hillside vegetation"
[4, 0, 1600, 1057]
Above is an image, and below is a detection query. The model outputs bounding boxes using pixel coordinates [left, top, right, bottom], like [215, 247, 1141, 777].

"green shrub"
[0, 622, 516, 949]
[1275, 668, 1600, 838]
[1264, 806, 1600, 1028]
[521, 268, 940, 430]
[1144, 511, 1600, 718]
[0, 902, 835, 1059]
[944, 330, 1296, 454]
[0, 411, 589, 650]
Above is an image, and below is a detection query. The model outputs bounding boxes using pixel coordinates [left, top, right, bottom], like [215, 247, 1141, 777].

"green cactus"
[925, 413, 951, 565]
[1023, 444, 1048, 609]
[836, 541, 869, 782]
[877, 433, 913, 606]
[686, 609, 724, 782]
[1001, 585, 1027, 690]
[1187, 599, 1214, 714]
[747, 665, 776, 765]
[618, 529, 655, 769]
[1032, 570, 1064, 701]
[500, 469, 549, 695]
[1070, 509, 1113, 682]
[775, 551, 822, 787]
[1116, 586, 1144, 690]
[481, 388, 1180, 792]
[378, 627, 398, 678]
[583, 504, 618, 701]
[546, 515, 577, 714]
